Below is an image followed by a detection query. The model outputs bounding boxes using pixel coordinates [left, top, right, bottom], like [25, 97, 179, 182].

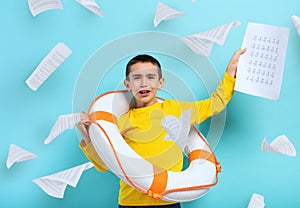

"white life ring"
[87, 90, 221, 202]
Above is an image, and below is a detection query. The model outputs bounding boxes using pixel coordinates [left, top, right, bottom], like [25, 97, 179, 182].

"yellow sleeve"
[79, 140, 108, 172]
[167, 72, 235, 124]
[195, 71, 235, 123]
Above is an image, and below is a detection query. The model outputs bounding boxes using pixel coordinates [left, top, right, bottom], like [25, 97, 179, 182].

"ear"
[124, 79, 131, 91]
[157, 77, 165, 90]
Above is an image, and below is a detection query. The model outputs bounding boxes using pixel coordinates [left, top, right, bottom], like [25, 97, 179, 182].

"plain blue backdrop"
[1, 0, 300, 207]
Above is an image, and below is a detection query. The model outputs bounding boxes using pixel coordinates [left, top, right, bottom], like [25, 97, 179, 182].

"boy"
[77, 48, 246, 208]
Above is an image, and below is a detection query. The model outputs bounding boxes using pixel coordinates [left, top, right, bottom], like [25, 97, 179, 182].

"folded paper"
[33, 162, 94, 198]
[6, 144, 38, 169]
[28, 0, 63, 17]
[261, 135, 296, 157]
[181, 20, 240, 56]
[153, 2, 184, 27]
[44, 113, 81, 144]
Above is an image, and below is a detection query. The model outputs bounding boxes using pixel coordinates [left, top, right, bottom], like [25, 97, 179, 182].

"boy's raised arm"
[184, 48, 247, 124]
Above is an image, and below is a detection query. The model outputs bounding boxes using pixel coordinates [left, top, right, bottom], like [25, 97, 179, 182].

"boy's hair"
[125, 54, 162, 80]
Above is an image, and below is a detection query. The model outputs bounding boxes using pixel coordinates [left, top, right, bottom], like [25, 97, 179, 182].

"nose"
[140, 76, 148, 87]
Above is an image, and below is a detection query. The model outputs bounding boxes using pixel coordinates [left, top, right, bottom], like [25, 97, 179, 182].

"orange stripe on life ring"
[147, 166, 168, 200]
[189, 149, 221, 172]
[89, 111, 117, 124]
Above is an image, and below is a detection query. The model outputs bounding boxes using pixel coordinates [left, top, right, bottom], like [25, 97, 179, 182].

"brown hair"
[125, 54, 162, 80]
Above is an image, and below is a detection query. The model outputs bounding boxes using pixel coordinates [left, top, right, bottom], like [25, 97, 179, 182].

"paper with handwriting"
[235, 22, 289, 100]
[25, 42, 72, 91]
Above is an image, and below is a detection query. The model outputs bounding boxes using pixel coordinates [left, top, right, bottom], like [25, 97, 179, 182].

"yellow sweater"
[80, 72, 235, 206]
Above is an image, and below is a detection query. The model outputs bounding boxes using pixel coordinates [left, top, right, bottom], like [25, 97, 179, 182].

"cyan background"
[1, 0, 300, 207]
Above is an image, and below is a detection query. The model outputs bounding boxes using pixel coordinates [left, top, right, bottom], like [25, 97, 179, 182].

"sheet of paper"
[161, 110, 191, 154]
[291, 15, 300, 38]
[153, 2, 184, 27]
[25, 42, 72, 91]
[248, 193, 265, 208]
[76, 0, 103, 17]
[33, 162, 94, 198]
[181, 20, 240, 56]
[235, 22, 290, 100]
[44, 113, 81, 144]
[6, 144, 38, 169]
[261, 135, 296, 157]
[28, 0, 63, 17]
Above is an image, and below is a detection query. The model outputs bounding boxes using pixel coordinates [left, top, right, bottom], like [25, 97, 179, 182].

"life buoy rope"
[87, 90, 221, 202]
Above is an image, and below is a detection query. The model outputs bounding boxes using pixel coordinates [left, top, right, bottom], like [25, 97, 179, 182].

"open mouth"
[138, 89, 151, 95]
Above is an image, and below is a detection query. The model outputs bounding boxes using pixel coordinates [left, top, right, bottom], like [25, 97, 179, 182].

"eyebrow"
[147, 73, 157, 77]
[131, 73, 157, 77]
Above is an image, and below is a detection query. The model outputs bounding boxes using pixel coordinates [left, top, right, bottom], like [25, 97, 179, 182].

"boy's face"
[124, 62, 164, 108]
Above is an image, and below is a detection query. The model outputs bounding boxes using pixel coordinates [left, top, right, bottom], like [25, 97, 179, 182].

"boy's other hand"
[76, 110, 91, 146]
[226, 48, 247, 78]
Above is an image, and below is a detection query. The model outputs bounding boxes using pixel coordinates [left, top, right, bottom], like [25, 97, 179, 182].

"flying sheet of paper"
[76, 0, 104, 17]
[44, 113, 81, 144]
[33, 162, 94, 198]
[25, 42, 72, 91]
[6, 144, 38, 169]
[161, 110, 191, 154]
[181, 20, 240, 56]
[291, 15, 300, 38]
[234, 22, 290, 100]
[261, 135, 296, 157]
[28, 0, 63, 17]
[153, 2, 184, 27]
[248, 193, 265, 208]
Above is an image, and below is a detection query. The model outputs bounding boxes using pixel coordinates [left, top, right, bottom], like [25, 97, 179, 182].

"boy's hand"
[226, 48, 247, 78]
[76, 110, 91, 146]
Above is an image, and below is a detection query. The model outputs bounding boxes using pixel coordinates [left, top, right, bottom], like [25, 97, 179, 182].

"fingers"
[240, 47, 247, 53]
[80, 110, 89, 123]
[76, 110, 92, 145]
[76, 120, 89, 135]
[231, 48, 247, 64]
[226, 48, 247, 78]
[235, 48, 247, 57]
[76, 110, 90, 132]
